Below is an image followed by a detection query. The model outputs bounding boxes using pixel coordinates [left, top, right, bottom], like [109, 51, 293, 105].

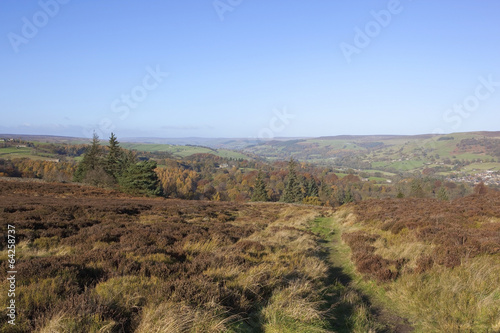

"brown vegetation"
[0, 180, 331, 332]
[347, 191, 500, 273]
[336, 189, 500, 331]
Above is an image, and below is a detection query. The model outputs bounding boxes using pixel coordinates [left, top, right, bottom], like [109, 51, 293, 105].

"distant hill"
[2, 131, 500, 176]
[241, 131, 500, 175]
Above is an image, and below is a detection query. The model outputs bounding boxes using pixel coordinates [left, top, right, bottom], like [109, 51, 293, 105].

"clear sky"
[1, 0, 499, 139]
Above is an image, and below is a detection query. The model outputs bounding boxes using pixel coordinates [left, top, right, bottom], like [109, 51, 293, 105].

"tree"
[105, 132, 123, 179]
[73, 132, 103, 182]
[305, 177, 319, 198]
[281, 159, 303, 203]
[251, 171, 269, 202]
[437, 186, 449, 201]
[474, 182, 488, 195]
[410, 179, 425, 198]
[119, 160, 162, 196]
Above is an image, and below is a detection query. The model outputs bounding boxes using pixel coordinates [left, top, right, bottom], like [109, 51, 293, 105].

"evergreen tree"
[319, 178, 332, 202]
[305, 177, 319, 197]
[437, 186, 448, 201]
[251, 171, 269, 202]
[410, 179, 425, 198]
[281, 158, 303, 203]
[343, 187, 354, 203]
[73, 132, 103, 182]
[105, 132, 122, 179]
[119, 160, 162, 196]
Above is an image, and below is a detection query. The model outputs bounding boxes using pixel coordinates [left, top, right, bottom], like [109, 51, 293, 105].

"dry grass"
[37, 312, 118, 333]
[94, 275, 160, 311]
[262, 279, 329, 333]
[183, 236, 224, 255]
[0, 239, 75, 261]
[388, 255, 500, 332]
[0, 181, 335, 331]
[136, 301, 234, 333]
[335, 192, 500, 332]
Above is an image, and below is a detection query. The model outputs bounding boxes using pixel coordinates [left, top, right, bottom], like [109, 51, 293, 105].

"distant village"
[446, 170, 500, 186]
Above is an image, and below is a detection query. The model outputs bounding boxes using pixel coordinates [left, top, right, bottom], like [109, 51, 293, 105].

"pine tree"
[343, 187, 354, 203]
[251, 171, 269, 202]
[437, 186, 448, 201]
[73, 132, 103, 182]
[281, 158, 303, 203]
[410, 179, 425, 198]
[105, 132, 122, 179]
[119, 160, 162, 196]
[305, 177, 319, 197]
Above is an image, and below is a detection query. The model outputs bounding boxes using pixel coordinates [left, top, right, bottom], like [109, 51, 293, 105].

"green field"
[120, 143, 251, 160]
[462, 162, 500, 172]
[371, 160, 425, 171]
[0, 147, 50, 160]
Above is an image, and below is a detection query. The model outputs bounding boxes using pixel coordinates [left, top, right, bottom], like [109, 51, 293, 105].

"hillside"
[332, 191, 500, 332]
[1, 180, 499, 332]
[242, 132, 500, 183]
[1, 179, 391, 332]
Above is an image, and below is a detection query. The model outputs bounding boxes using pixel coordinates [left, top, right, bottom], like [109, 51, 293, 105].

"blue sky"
[1, 0, 499, 139]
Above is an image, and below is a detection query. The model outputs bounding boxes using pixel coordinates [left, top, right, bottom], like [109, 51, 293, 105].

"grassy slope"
[117, 143, 251, 159]
[245, 132, 500, 175]
[1, 180, 497, 332]
[0, 142, 251, 162]
[0, 181, 332, 332]
[330, 196, 500, 332]
[0, 147, 58, 161]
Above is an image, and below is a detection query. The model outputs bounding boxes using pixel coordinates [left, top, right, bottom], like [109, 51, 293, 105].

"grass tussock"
[262, 279, 329, 333]
[136, 301, 234, 333]
[335, 191, 500, 332]
[183, 236, 223, 255]
[388, 255, 500, 332]
[38, 312, 118, 333]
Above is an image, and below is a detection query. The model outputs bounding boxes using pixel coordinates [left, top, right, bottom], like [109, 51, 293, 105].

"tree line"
[73, 133, 161, 196]
[1, 133, 484, 205]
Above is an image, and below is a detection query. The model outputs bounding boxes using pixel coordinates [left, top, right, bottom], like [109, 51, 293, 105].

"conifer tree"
[73, 132, 103, 182]
[305, 177, 319, 197]
[251, 171, 269, 202]
[119, 160, 162, 196]
[437, 186, 448, 201]
[105, 133, 123, 179]
[281, 158, 303, 203]
[410, 179, 425, 198]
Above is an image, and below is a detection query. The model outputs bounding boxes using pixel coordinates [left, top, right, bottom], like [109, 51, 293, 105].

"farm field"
[0, 147, 43, 160]
[120, 143, 250, 160]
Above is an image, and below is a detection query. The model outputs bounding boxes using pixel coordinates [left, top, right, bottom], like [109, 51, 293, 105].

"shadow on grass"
[314, 220, 413, 333]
